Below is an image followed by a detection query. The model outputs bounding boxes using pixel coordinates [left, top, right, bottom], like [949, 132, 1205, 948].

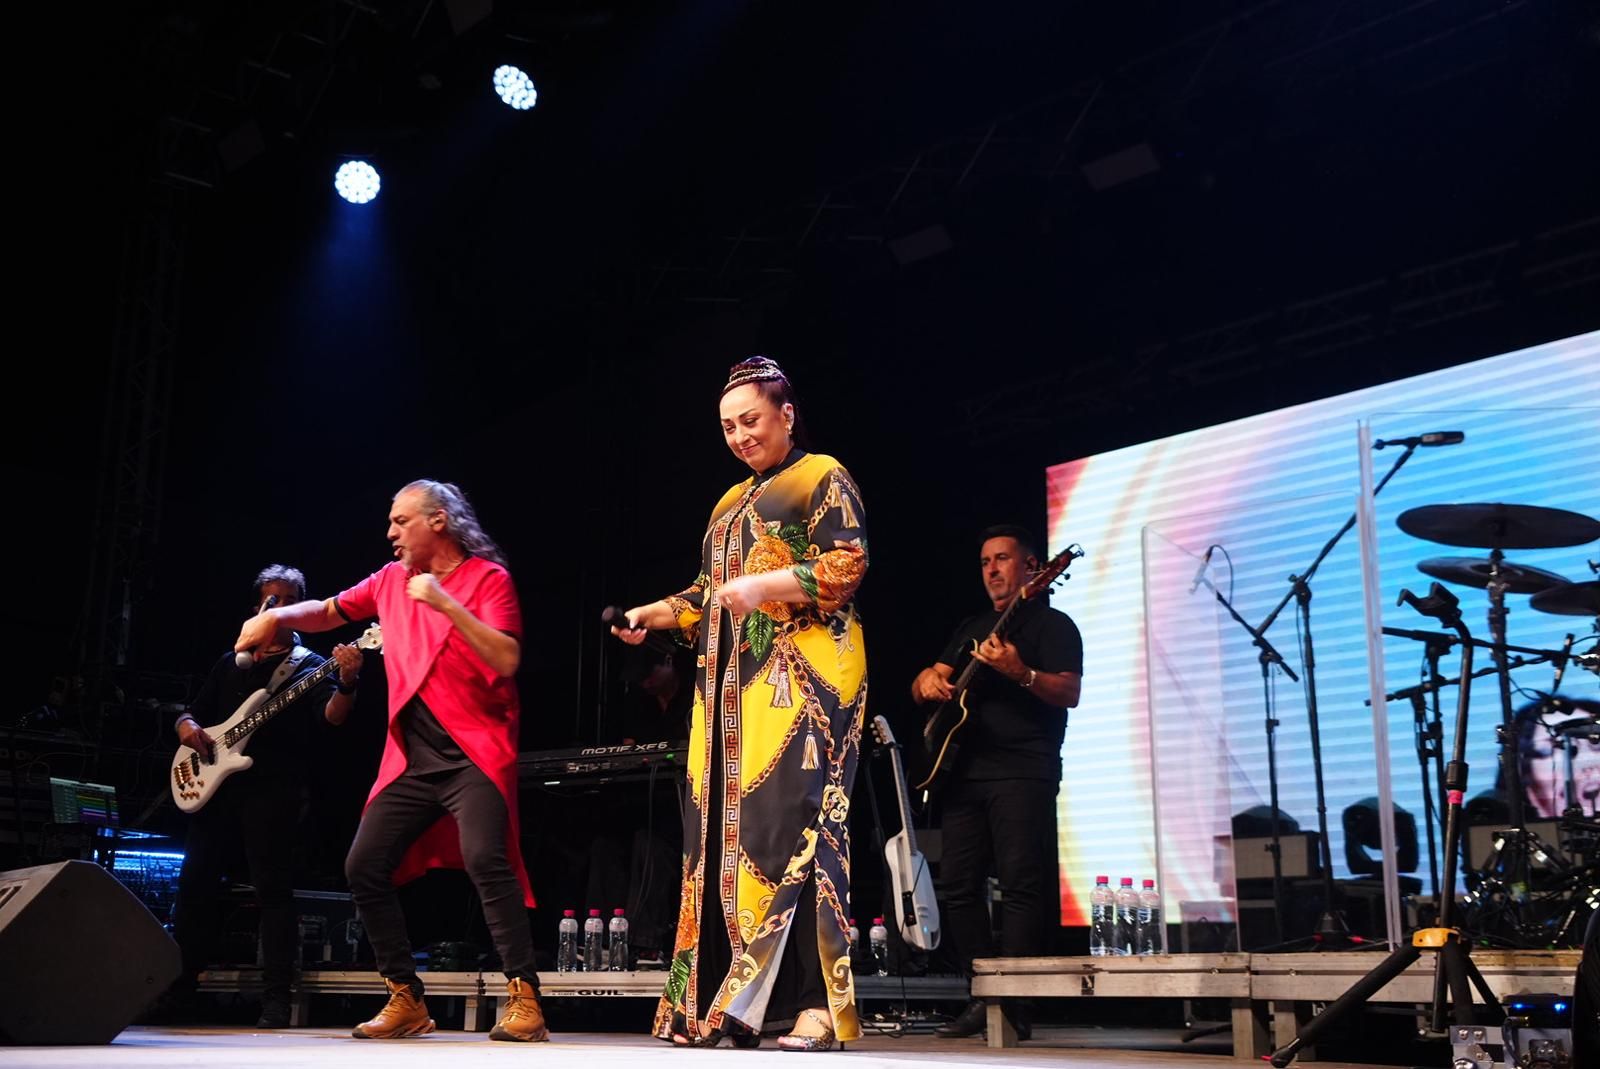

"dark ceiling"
[20, 0, 1600, 737]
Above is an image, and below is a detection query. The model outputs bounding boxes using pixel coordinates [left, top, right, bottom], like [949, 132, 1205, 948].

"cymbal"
[1396, 503, 1600, 549]
[1529, 580, 1600, 617]
[1417, 557, 1568, 595]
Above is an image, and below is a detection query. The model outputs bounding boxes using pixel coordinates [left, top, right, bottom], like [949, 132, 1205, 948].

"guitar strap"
[172, 642, 317, 735]
[266, 643, 315, 694]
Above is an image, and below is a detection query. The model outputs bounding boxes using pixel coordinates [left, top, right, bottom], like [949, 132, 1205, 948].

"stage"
[163, 950, 1579, 1063]
[0, 1025, 1389, 1069]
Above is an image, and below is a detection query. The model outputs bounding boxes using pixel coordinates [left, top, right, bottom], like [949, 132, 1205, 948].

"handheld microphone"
[1187, 546, 1215, 596]
[603, 605, 679, 655]
[235, 594, 280, 668]
[1372, 431, 1464, 450]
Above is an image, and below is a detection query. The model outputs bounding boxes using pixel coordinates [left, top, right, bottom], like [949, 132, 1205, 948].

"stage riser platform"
[199, 951, 1579, 1057]
[197, 970, 969, 1030]
[970, 950, 1582, 1060]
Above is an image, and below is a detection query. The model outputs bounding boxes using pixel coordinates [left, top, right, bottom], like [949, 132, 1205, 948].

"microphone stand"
[1197, 574, 1298, 946]
[1251, 441, 1422, 947]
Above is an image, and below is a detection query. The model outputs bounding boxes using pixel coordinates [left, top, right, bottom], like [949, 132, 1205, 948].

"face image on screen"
[1044, 331, 1600, 925]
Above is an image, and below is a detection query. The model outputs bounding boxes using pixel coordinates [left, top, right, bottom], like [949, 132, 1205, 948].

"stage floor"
[2, 1026, 1392, 1068]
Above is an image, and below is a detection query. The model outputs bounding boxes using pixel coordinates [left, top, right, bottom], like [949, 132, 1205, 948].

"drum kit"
[1389, 501, 1600, 948]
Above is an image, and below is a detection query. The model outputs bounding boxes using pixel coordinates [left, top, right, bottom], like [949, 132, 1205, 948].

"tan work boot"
[489, 977, 549, 1042]
[352, 978, 436, 1039]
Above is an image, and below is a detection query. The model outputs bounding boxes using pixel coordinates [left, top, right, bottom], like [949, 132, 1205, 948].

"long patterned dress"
[652, 450, 868, 1042]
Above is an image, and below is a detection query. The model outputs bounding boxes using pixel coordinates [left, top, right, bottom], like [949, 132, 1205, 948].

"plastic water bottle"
[1136, 878, 1162, 956]
[1113, 878, 1139, 956]
[583, 909, 605, 971]
[868, 916, 889, 976]
[557, 909, 579, 971]
[608, 908, 630, 971]
[847, 917, 859, 946]
[1088, 876, 1115, 956]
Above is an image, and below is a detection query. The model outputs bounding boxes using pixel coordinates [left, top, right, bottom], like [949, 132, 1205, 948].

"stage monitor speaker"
[1465, 822, 1562, 870]
[0, 860, 181, 1045]
[1232, 832, 1321, 881]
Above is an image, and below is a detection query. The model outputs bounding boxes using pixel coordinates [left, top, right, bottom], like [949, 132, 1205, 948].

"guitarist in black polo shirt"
[165, 564, 363, 1028]
[911, 525, 1083, 1041]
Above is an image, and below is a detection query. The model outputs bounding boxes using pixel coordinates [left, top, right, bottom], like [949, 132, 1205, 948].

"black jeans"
[172, 776, 303, 998]
[937, 777, 1060, 974]
[344, 763, 536, 993]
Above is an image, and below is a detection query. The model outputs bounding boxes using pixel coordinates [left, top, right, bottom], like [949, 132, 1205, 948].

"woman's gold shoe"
[777, 1009, 843, 1052]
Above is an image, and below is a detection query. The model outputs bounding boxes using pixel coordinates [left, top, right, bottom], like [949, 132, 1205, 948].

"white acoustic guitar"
[871, 715, 940, 951]
[170, 624, 383, 813]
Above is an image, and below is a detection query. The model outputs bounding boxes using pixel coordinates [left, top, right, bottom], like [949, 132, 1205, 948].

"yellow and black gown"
[652, 449, 868, 1042]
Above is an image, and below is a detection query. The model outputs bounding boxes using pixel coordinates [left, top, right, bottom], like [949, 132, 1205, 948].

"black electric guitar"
[915, 544, 1084, 796]
[871, 715, 940, 951]
[171, 624, 383, 813]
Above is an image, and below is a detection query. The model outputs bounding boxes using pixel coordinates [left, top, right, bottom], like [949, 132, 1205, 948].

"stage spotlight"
[493, 65, 538, 110]
[1341, 797, 1420, 881]
[334, 161, 382, 204]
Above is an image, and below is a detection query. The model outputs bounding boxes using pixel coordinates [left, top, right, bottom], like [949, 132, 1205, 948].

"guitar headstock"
[357, 623, 384, 652]
[871, 714, 899, 749]
[1022, 543, 1085, 600]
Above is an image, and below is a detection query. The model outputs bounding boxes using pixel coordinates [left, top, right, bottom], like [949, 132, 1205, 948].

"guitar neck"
[950, 594, 1030, 692]
[886, 745, 917, 852]
[219, 656, 339, 748]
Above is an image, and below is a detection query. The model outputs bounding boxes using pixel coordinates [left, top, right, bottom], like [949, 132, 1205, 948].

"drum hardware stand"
[1400, 628, 1453, 903]
[1271, 581, 1501, 1066]
[1376, 629, 1576, 946]
[1466, 550, 1575, 948]
[1377, 640, 1551, 908]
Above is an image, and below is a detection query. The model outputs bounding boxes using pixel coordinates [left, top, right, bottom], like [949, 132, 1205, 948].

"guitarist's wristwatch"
[1023, 668, 1038, 690]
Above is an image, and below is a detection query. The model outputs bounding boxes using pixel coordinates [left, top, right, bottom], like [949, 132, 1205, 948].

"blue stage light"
[334, 161, 382, 204]
[493, 65, 538, 110]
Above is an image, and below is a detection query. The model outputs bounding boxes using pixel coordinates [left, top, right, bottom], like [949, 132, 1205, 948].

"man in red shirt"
[234, 479, 545, 1042]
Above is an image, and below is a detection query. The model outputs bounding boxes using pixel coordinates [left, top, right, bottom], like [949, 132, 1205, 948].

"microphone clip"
[1396, 581, 1462, 627]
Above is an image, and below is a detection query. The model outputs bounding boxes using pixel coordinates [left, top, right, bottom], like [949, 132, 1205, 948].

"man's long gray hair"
[399, 479, 508, 567]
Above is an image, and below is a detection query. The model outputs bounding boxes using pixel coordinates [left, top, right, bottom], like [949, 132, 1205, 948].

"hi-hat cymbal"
[1529, 580, 1600, 617]
[1417, 557, 1569, 594]
[1397, 503, 1600, 549]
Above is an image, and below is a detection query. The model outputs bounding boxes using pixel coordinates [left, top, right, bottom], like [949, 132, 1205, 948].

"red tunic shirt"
[336, 558, 534, 906]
